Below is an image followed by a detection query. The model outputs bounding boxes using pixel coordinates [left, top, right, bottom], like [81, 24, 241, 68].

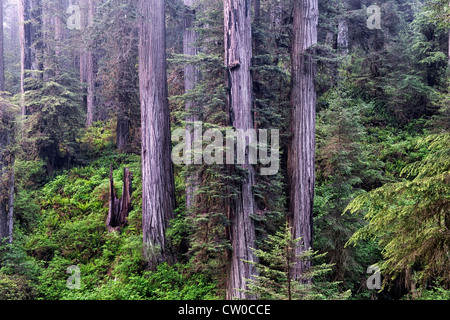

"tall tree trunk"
[0, 0, 4, 92]
[183, 0, 200, 212]
[18, 0, 32, 116]
[6, 133, 14, 244]
[287, 0, 318, 282]
[18, 0, 42, 116]
[253, 0, 260, 21]
[116, 107, 129, 152]
[85, 0, 96, 127]
[0, 129, 7, 242]
[138, 0, 175, 269]
[448, 29, 450, 66]
[224, 0, 258, 300]
[0, 118, 14, 244]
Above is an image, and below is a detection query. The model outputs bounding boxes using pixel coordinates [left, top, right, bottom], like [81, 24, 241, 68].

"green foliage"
[346, 133, 450, 289]
[414, 287, 450, 300]
[314, 84, 384, 292]
[0, 273, 36, 300]
[2, 0, 449, 301]
[59, 263, 217, 300]
[78, 120, 117, 161]
[243, 223, 351, 300]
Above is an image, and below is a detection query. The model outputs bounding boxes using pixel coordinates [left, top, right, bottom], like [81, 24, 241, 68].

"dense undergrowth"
[1, 115, 448, 300]
[0, 125, 218, 300]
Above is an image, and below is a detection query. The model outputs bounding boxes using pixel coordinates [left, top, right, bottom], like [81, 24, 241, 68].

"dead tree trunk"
[138, 0, 175, 269]
[183, 0, 200, 212]
[224, 0, 258, 300]
[106, 166, 133, 231]
[287, 0, 318, 282]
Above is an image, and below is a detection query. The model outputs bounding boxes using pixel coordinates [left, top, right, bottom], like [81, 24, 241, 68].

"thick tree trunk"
[270, 0, 283, 31]
[79, 0, 88, 83]
[85, 0, 96, 127]
[0, 120, 13, 244]
[224, 0, 258, 300]
[0, 130, 7, 242]
[18, 0, 42, 116]
[115, 74, 131, 153]
[448, 29, 450, 66]
[138, 0, 175, 269]
[116, 112, 129, 152]
[6, 133, 13, 244]
[287, 0, 318, 282]
[106, 166, 133, 231]
[183, 0, 200, 212]
[18, 0, 31, 115]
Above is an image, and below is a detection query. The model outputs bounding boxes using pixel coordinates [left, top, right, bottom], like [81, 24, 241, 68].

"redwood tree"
[138, 0, 175, 268]
[18, 0, 43, 116]
[0, 102, 15, 244]
[183, 0, 200, 211]
[79, 0, 97, 127]
[224, 0, 258, 300]
[287, 0, 318, 281]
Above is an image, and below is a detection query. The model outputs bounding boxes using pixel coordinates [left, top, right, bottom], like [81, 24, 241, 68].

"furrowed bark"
[224, 0, 258, 300]
[85, 0, 96, 127]
[287, 0, 318, 282]
[18, 0, 42, 116]
[183, 0, 200, 212]
[0, 116, 14, 244]
[138, 0, 175, 269]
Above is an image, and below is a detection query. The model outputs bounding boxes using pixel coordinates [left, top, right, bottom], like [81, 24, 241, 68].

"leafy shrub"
[0, 273, 36, 300]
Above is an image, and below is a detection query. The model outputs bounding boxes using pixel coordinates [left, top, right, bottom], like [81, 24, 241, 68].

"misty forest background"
[0, 0, 449, 300]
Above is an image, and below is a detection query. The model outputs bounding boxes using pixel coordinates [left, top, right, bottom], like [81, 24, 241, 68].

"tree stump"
[106, 165, 133, 231]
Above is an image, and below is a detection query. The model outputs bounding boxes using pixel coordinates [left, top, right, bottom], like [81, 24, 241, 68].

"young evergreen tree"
[243, 222, 351, 300]
[93, 0, 140, 153]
